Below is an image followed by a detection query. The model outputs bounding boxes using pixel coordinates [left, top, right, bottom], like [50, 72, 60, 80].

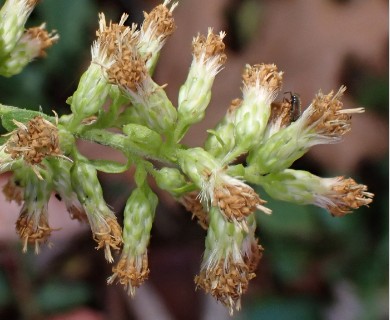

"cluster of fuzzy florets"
[0, 0, 373, 316]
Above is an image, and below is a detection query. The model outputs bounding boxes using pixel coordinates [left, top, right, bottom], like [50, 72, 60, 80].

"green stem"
[76, 128, 178, 166]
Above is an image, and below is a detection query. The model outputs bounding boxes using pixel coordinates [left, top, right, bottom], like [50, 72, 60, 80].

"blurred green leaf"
[255, 187, 318, 237]
[0, 271, 11, 307]
[37, 280, 91, 314]
[244, 297, 321, 320]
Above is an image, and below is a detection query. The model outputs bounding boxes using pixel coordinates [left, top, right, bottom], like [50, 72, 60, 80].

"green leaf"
[37, 281, 90, 313]
[0, 105, 55, 131]
[245, 297, 320, 320]
[88, 159, 130, 173]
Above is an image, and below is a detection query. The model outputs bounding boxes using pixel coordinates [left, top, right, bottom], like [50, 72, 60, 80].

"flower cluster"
[0, 0, 374, 315]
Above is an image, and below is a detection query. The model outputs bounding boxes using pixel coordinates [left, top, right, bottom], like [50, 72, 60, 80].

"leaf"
[0, 106, 55, 131]
[37, 281, 90, 313]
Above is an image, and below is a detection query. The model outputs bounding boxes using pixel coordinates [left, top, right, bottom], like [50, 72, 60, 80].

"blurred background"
[0, 0, 388, 319]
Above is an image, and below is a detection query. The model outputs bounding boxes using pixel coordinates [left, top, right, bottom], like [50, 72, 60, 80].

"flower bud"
[176, 29, 226, 140]
[69, 54, 111, 130]
[233, 64, 283, 154]
[0, 0, 39, 59]
[108, 184, 158, 296]
[247, 87, 364, 174]
[70, 161, 122, 262]
[138, 0, 177, 72]
[177, 147, 220, 188]
[154, 167, 188, 197]
[15, 167, 54, 253]
[204, 99, 240, 160]
[195, 206, 254, 315]
[259, 169, 374, 216]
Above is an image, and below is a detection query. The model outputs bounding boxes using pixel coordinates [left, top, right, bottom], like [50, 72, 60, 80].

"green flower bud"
[48, 158, 86, 222]
[176, 29, 226, 141]
[231, 64, 283, 157]
[0, 0, 37, 60]
[258, 169, 373, 217]
[138, 0, 177, 73]
[134, 82, 177, 134]
[246, 122, 304, 174]
[204, 99, 241, 160]
[0, 24, 58, 77]
[177, 147, 220, 188]
[154, 167, 188, 197]
[69, 62, 111, 130]
[108, 184, 158, 296]
[123, 123, 162, 156]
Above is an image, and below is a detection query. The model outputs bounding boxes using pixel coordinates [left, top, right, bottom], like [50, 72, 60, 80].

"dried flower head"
[201, 170, 271, 230]
[88, 213, 123, 262]
[242, 63, 283, 103]
[192, 29, 227, 68]
[179, 191, 209, 229]
[16, 206, 53, 254]
[195, 258, 254, 315]
[3, 116, 62, 169]
[266, 98, 293, 136]
[108, 252, 150, 296]
[14, 169, 55, 254]
[23, 23, 59, 58]
[315, 176, 374, 217]
[2, 175, 24, 205]
[195, 206, 257, 315]
[300, 86, 365, 143]
[141, 0, 177, 42]
[96, 13, 131, 57]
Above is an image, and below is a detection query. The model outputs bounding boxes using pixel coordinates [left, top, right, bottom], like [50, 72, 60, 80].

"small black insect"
[285, 91, 301, 122]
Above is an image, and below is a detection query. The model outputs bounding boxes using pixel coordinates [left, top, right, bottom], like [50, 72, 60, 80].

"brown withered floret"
[108, 253, 150, 296]
[96, 13, 131, 57]
[243, 240, 264, 274]
[195, 258, 255, 315]
[27, 0, 40, 7]
[16, 208, 54, 254]
[142, 2, 176, 40]
[327, 177, 374, 217]
[92, 216, 123, 263]
[180, 191, 209, 229]
[214, 183, 265, 223]
[3, 176, 23, 205]
[306, 86, 365, 139]
[24, 24, 58, 57]
[5, 116, 62, 166]
[192, 30, 227, 65]
[227, 98, 242, 117]
[269, 98, 293, 128]
[242, 63, 283, 93]
[107, 45, 147, 91]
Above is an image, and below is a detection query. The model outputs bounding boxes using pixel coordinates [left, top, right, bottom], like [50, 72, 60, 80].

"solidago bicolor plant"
[0, 0, 374, 315]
